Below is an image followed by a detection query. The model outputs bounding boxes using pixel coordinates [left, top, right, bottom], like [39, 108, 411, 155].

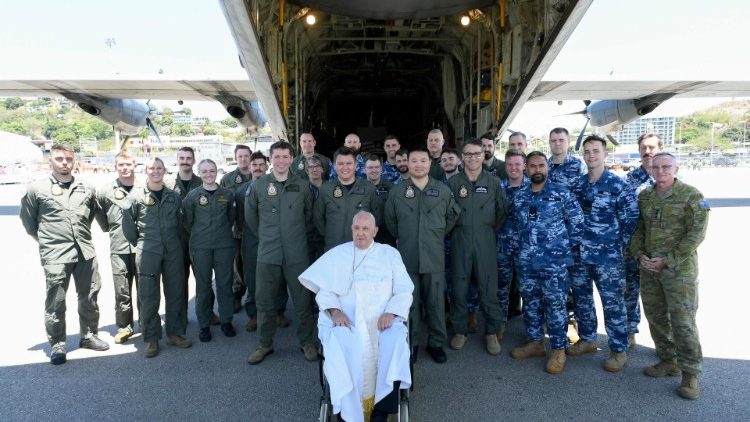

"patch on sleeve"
[698, 199, 711, 210]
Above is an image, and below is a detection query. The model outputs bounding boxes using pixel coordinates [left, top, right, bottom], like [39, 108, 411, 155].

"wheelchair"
[318, 318, 412, 422]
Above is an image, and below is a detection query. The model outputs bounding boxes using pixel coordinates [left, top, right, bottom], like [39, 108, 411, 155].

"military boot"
[485, 334, 502, 356]
[677, 373, 699, 400]
[144, 342, 159, 358]
[644, 360, 681, 377]
[545, 349, 566, 374]
[567, 340, 598, 356]
[603, 351, 628, 372]
[248, 346, 274, 365]
[450, 334, 468, 350]
[166, 335, 192, 348]
[245, 317, 258, 332]
[510, 340, 546, 359]
[467, 313, 480, 334]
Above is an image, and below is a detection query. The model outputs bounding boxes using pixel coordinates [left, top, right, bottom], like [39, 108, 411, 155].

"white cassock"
[299, 241, 413, 422]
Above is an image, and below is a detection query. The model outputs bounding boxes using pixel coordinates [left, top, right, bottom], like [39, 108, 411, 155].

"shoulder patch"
[698, 199, 711, 210]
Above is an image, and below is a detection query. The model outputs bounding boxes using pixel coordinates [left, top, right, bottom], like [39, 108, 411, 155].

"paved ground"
[0, 167, 748, 421]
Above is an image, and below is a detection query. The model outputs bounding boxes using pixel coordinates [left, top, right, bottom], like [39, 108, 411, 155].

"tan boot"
[510, 340, 546, 359]
[245, 317, 258, 332]
[566, 321, 580, 344]
[496, 322, 507, 342]
[114, 328, 134, 344]
[628, 333, 636, 349]
[302, 343, 319, 361]
[644, 360, 681, 378]
[166, 335, 192, 349]
[603, 351, 628, 372]
[209, 313, 221, 326]
[677, 373, 699, 400]
[545, 349, 566, 374]
[247, 346, 274, 365]
[485, 334, 501, 356]
[276, 313, 290, 328]
[450, 334, 468, 350]
[567, 340, 598, 356]
[144, 341, 159, 358]
[468, 313, 480, 334]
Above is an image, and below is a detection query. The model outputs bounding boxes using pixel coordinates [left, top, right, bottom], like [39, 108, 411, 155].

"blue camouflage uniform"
[548, 154, 587, 186]
[328, 153, 366, 180]
[497, 177, 529, 320]
[381, 160, 401, 184]
[622, 165, 655, 334]
[514, 182, 584, 350]
[568, 170, 639, 352]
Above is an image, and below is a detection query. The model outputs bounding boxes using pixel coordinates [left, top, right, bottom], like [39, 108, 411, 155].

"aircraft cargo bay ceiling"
[222, 0, 591, 152]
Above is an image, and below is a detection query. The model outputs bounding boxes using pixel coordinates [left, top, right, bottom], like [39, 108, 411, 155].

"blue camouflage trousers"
[624, 256, 642, 334]
[569, 261, 628, 352]
[496, 233, 512, 321]
[445, 237, 479, 313]
[518, 264, 569, 350]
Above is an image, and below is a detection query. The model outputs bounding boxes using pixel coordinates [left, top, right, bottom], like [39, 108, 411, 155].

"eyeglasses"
[651, 165, 673, 172]
[463, 152, 483, 158]
[307, 165, 322, 169]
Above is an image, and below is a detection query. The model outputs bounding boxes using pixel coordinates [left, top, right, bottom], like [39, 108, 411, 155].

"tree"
[201, 125, 218, 135]
[2, 97, 25, 110]
[220, 117, 238, 128]
[180, 107, 192, 116]
[0, 120, 28, 135]
[172, 123, 194, 137]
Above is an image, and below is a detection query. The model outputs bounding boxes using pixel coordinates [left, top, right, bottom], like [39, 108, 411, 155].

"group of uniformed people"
[21, 126, 708, 401]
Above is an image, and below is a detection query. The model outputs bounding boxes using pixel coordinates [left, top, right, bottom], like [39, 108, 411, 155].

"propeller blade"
[606, 134, 619, 146]
[145, 117, 163, 147]
[554, 109, 587, 117]
[575, 118, 589, 151]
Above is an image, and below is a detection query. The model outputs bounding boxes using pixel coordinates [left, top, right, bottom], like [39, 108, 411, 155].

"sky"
[1, 0, 748, 136]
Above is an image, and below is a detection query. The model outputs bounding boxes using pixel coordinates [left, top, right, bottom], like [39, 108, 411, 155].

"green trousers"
[136, 249, 186, 343]
[191, 246, 235, 328]
[109, 253, 138, 331]
[450, 254, 502, 335]
[42, 257, 101, 346]
[640, 268, 703, 375]
[409, 272, 447, 348]
[255, 262, 316, 348]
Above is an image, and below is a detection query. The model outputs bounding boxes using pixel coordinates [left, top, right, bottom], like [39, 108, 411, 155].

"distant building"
[172, 113, 192, 125]
[191, 116, 209, 126]
[615, 116, 675, 145]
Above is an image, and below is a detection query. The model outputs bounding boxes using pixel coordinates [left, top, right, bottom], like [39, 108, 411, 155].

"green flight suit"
[385, 177, 461, 348]
[122, 186, 187, 343]
[167, 174, 202, 324]
[292, 153, 332, 180]
[183, 186, 236, 328]
[20, 176, 102, 347]
[447, 170, 509, 334]
[221, 169, 253, 299]
[313, 178, 383, 251]
[245, 172, 316, 348]
[483, 157, 508, 180]
[236, 181, 289, 319]
[629, 179, 709, 375]
[96, 179, 138, 333]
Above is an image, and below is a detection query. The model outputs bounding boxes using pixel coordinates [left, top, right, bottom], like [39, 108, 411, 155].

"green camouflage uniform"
[245, 172, 317, 348]
[20, 176, 103, 347]
[630, 179, 710, 375]
[96, 179, 138, 334]
[292, 153, 332, 180]
[384, 178, 461, 348]
[122, 186, 187, 343]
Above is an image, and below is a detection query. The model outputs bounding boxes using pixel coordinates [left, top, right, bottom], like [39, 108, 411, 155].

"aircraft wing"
[0, 79, 256, 101]
[530, 80, 750, 101]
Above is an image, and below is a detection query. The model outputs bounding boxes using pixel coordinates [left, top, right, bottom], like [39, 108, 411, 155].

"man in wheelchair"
[300, 211, 413, 422]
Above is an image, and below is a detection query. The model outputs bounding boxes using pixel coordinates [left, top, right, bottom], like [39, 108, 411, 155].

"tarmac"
[0, 167, 748, 421]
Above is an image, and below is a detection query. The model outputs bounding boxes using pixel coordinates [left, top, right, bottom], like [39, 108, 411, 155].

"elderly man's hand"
[328, 308, 352, 329]
[377, 313, 396, 331]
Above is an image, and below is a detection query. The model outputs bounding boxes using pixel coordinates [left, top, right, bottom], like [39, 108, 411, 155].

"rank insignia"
[144, 195, 156, 206]
[235, 174, 243, 184]
[333, 185, 343, 198]
[267, 183, 278, 196]
[458, 185, 468, 198]
[114, 189, 125, 200]
[298, 161, 305, 170]
[51, 184, 63, 196]
[405, 186, 415, 198]
[198, 194, 209, 206]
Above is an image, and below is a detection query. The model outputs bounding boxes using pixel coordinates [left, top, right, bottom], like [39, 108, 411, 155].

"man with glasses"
[446, 139, 508, 356]
[510, 151, 583, 375]
[630, 152, 709, 400]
